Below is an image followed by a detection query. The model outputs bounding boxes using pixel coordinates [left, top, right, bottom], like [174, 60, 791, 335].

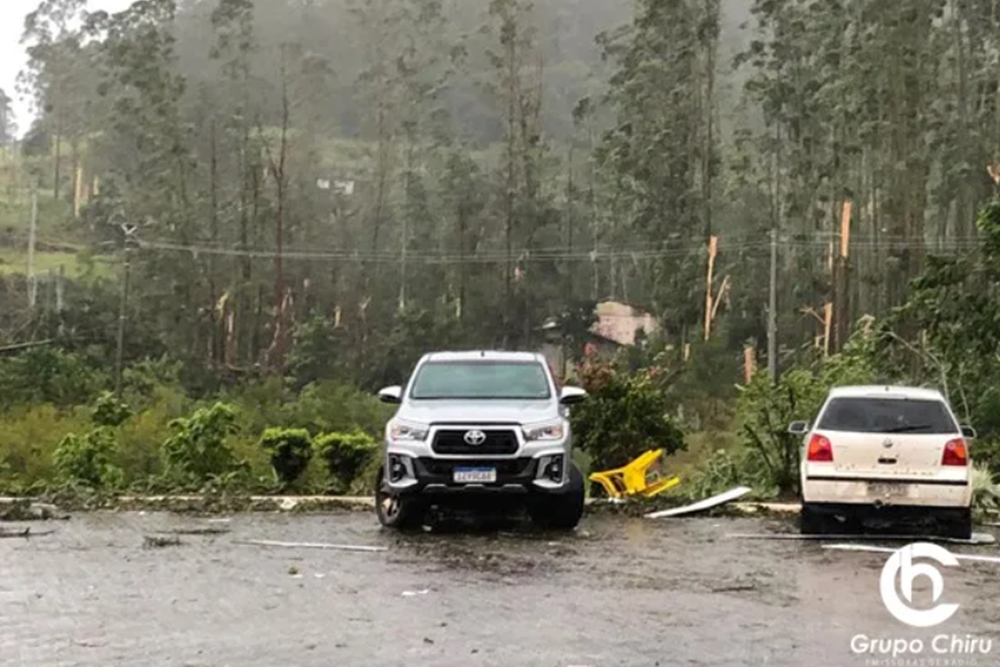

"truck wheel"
[528, 463, 585, 530]
[374, 467, 426, 530]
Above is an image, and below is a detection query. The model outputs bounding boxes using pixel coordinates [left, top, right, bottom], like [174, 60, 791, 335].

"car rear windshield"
[816, 397, 958, 434]
[409, 361, 551, 400]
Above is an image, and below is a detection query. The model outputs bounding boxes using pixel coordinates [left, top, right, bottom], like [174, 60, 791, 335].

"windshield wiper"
[882, 424, 934, 433]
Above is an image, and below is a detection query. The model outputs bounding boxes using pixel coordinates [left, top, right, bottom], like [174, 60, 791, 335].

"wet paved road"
[2, 510, 999, 667]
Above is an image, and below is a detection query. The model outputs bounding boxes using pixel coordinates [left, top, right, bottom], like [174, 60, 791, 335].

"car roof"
[827, 385, 946, 401]
[420, 350, 545, 363]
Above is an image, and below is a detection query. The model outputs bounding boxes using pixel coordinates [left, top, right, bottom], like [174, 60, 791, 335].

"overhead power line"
[132, 237, 983, 264]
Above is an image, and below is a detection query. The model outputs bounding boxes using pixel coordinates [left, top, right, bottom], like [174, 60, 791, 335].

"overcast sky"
[1, 0, 135, 138]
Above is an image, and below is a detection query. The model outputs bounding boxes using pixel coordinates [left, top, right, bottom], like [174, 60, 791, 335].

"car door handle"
[878, 457, 897, 465]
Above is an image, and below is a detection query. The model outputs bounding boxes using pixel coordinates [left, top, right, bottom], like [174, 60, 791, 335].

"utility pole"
[27, 185, 37, 308]
[767, 228, 778, 382]
[114, 223, 138, 400]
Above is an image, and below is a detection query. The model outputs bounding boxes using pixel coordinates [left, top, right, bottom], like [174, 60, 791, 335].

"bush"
[0, 347, 105, 411]
[161, 402, 244, 487]
[971, 439, 1000, 477]
[52, 426, 124, 489]
[972, 464, 1000, 518]
[315, 430, 378, 493]
[570, 357, 686, 473]
[259, 428, 313, 487]
[0, 404, 92, 491]
[92, 391, 132, 427]
[733, 321, 876, 498]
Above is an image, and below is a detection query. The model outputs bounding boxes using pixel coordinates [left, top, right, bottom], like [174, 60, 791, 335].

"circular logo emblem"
[880, 542, 960, 628]
[463, 430, 487, 446]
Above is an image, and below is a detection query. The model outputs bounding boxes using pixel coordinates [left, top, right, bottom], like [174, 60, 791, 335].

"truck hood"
[396, 399, 560, 425]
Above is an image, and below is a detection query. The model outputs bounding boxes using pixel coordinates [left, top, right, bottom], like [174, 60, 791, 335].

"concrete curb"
[0, 495, 803, 515]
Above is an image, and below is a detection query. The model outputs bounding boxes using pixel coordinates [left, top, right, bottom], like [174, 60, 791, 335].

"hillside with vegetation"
[1, 0, 1000, 506]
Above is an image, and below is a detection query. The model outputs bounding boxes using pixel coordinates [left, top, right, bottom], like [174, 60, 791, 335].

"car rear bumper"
[802, 476, 972, 508]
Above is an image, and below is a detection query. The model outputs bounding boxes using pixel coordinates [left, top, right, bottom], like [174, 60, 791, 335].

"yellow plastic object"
[588, 448, 681, 500]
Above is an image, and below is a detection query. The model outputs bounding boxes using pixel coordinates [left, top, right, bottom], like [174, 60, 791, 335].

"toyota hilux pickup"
[373, 350, 588, 530]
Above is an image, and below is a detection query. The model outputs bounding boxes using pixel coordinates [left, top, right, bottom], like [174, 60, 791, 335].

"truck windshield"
[816, 397, 958, 434]
[409, 361, 552, 400]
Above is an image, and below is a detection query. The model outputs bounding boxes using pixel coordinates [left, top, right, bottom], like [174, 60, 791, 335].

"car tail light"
[942, 439, 968, 466]
[807, 434, 833, 462]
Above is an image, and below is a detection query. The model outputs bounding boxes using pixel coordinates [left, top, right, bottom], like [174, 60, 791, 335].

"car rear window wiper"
[881, 424, 935, 433]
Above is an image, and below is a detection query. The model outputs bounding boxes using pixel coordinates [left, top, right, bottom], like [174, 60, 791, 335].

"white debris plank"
[645, 486, 753, 519]
[823, 543, 1000, 564]
[728, 532, 996, 546]
[234, 539, 387, 553]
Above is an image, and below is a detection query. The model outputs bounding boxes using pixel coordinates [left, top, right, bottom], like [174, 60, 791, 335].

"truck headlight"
[522, 420, 566, 442]
[389, 420, 429, 441]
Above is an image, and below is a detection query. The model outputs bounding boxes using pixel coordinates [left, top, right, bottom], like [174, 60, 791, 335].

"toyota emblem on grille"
[463, 430, 487, 446]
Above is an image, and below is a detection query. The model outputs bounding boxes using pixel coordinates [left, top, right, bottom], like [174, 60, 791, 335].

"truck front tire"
[527, 463, 585, 530]
[375, 467, 426, 530]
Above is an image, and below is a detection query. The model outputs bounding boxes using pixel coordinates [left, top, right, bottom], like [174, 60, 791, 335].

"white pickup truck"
[373, 350, 589, 530]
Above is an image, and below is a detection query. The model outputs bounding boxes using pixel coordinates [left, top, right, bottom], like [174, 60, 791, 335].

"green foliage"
[315, 430, 378, 494]
[92, 391, 132, 427]
[874, 200, 1000, 433]
[161, 402, 244, 487]
[52, 426, 124, 489]
[0, 404, 93, 490]
[972, 465, 1000, 519]
[570, 357, 686, 473]
[733, 322, 876, 498]
[258, 427, 313, 487]
[0, 348, 104, 412]
[970, 438, 1000, 478]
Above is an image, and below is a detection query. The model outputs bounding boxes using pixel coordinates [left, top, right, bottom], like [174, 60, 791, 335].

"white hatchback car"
[790, 385, 975, 538]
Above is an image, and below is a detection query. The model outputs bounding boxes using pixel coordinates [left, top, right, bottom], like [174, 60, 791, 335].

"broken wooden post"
[703, 235, 719, 341]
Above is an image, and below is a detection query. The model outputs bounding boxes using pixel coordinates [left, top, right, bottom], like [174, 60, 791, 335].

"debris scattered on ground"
[287, 565, 300, 576]
[823, 543, 1000, 564]
[711, 584, 757, 593]
[0, 527, 56, 538]
[143, 535, 182, 548]
[402, 589, 430, 597]
[727, 531, 997, 545]
[645, 486, 753, 519]
[0, 501, 70, 521]
[154, 527, 231, 536]
[233, 539, 388, 553]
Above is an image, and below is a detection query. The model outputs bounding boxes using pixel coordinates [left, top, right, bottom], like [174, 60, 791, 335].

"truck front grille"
[419, 458, 532, 477]
[431, 429, 520, 455]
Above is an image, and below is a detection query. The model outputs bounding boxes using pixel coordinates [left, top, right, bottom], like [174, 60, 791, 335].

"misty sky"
[1, 0, 134, 137]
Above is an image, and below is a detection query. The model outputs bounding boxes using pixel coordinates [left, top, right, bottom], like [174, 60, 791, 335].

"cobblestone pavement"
[2, 511, 999, 667]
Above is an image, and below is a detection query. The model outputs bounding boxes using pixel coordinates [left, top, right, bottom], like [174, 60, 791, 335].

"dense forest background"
[1, 0, 1000, 395]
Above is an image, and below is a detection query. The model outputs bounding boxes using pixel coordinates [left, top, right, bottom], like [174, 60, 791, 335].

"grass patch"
[0, 248, 113, 278]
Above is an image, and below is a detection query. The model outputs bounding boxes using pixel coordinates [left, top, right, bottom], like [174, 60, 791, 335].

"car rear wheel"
[800, 502, 835, 535]
[528, 463, 585, 530]
[938, 508, 973, 540]
[374, 467, 426, 530]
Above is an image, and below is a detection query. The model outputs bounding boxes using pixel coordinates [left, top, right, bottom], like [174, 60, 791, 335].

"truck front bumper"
[383, 450, 571, 495]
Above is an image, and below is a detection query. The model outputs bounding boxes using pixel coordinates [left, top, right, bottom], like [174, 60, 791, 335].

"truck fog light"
[389, 455, 408, 482]
[544, 455, 564, 482]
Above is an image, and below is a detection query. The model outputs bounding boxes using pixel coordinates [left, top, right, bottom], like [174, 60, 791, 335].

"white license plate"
[869, 482, 910, 498]
[453, 467, 496, 483]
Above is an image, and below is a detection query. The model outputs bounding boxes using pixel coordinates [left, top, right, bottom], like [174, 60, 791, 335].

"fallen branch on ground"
[143, 535, 182, 548]
[233, 539, 387, 553]
[0, 527, 56, 538]
[154, 527, 231, 536]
